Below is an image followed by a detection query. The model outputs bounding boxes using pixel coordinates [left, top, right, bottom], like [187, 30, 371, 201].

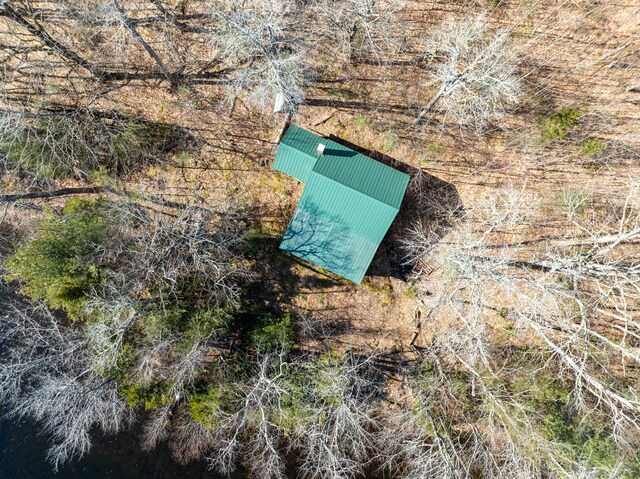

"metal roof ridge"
[309, 161, 403, 210]
[307, 167, 401, 212]
[280, 142, 317, 162]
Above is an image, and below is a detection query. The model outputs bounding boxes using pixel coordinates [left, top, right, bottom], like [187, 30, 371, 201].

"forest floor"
[4, 0, 639, 360]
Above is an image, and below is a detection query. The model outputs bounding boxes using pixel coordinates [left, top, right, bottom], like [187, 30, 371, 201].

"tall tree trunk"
[0, 187, 105, 203]
[148, 0, 172, 18]
[0, 3, 108, 80]
[414, 82, 448, 123]
[147, 0, 211, 34]
[113, 1, 173, 84]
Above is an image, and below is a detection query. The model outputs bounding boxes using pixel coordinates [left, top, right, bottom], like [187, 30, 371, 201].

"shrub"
[307, 353, 345, 406]
[354, 114, 373, 129]
[249, 311, 295, 351]
[511, 368, 569, 404]
[559, 189, 591, 216]
[120, 381, 172, 410]
[4, 198, 109, 318]
[578, 139, 607, 157]
[541, 410, 628, 475]
[274, 370, 314, 435]
[425, 140, 444, 157]
[142, 305, 187, 340]
[174, 151, 192, 168]
[188, 385, 231, 430]
[114, 120, 182, 171]
[540, 107, 582, 141]
[404, 286, 417, 299]
[379, 131, 400, 152]
[109, 121, 172, 169]
[180, 308, 230, 350]
[142, 306, 230, 348]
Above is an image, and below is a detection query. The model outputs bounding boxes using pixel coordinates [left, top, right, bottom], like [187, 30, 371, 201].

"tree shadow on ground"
[327, 135, 464, 281]
[0, 104, 200, 184]
[243, 234, 348, 307]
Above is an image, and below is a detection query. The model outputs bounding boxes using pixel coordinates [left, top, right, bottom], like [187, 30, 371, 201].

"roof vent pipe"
[317, 143, 326, 156]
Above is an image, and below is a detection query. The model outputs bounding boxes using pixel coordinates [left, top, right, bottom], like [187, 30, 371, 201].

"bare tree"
[84, 284, 140, 375]
[374, 351, 484, 479]
[0, 192, 251, 469]
[416, 15, 522, 129]
[377, 344, 616, 479]
[404, 183, 640, 455]
[110, 201, 248, 307]
[169, 409, 216, 465]
[294, 353, 377, 479]
[209, 0, 309, 113]
[109, 0, 174, 83]
[314, 0, 404, 63]
[84, 199, 247, 396]
[0, 106, 170, 181]
[0, 108, 104, 180]
[207, 351, 289, 479]
[0, 296, 133, 469]
[140, 403, 173, 451]
[0, 0, 108, 80]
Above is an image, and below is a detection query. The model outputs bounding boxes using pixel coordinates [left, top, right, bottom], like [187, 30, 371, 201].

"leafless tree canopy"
[0, 197, 250, 467]
[0, 107, 171, 181]
[99, 201, 249, 308]
[401, 183, 640, 474]
[0, 296, 133, 469]
[209, 0, 310, 113]
[417, 15, 522, 129]
[313, 0, 404, 63]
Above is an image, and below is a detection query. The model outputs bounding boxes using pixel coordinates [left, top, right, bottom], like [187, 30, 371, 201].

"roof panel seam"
[308, 168, 405, 211]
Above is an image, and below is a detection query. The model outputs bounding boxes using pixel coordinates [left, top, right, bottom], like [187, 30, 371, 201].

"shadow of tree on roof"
[242, 201, 352, 311]
[280, 202, 357, 280]
[327, 134, 465, 281]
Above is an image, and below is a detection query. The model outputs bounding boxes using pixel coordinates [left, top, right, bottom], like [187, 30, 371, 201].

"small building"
[273, 125, 410, 283]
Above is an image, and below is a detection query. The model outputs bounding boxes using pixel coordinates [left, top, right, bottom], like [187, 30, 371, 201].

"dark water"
[0, 415, 245, 479]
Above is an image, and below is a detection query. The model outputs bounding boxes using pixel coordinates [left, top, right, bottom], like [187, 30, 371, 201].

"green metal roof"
[273, 125, 321, 182]
[274, 125, 410, 283]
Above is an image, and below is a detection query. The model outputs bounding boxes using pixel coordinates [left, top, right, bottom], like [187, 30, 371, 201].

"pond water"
[0, 414, 245, 479]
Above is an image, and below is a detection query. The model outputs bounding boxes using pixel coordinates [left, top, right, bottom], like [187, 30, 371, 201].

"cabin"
[273, 125, 410, 283]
